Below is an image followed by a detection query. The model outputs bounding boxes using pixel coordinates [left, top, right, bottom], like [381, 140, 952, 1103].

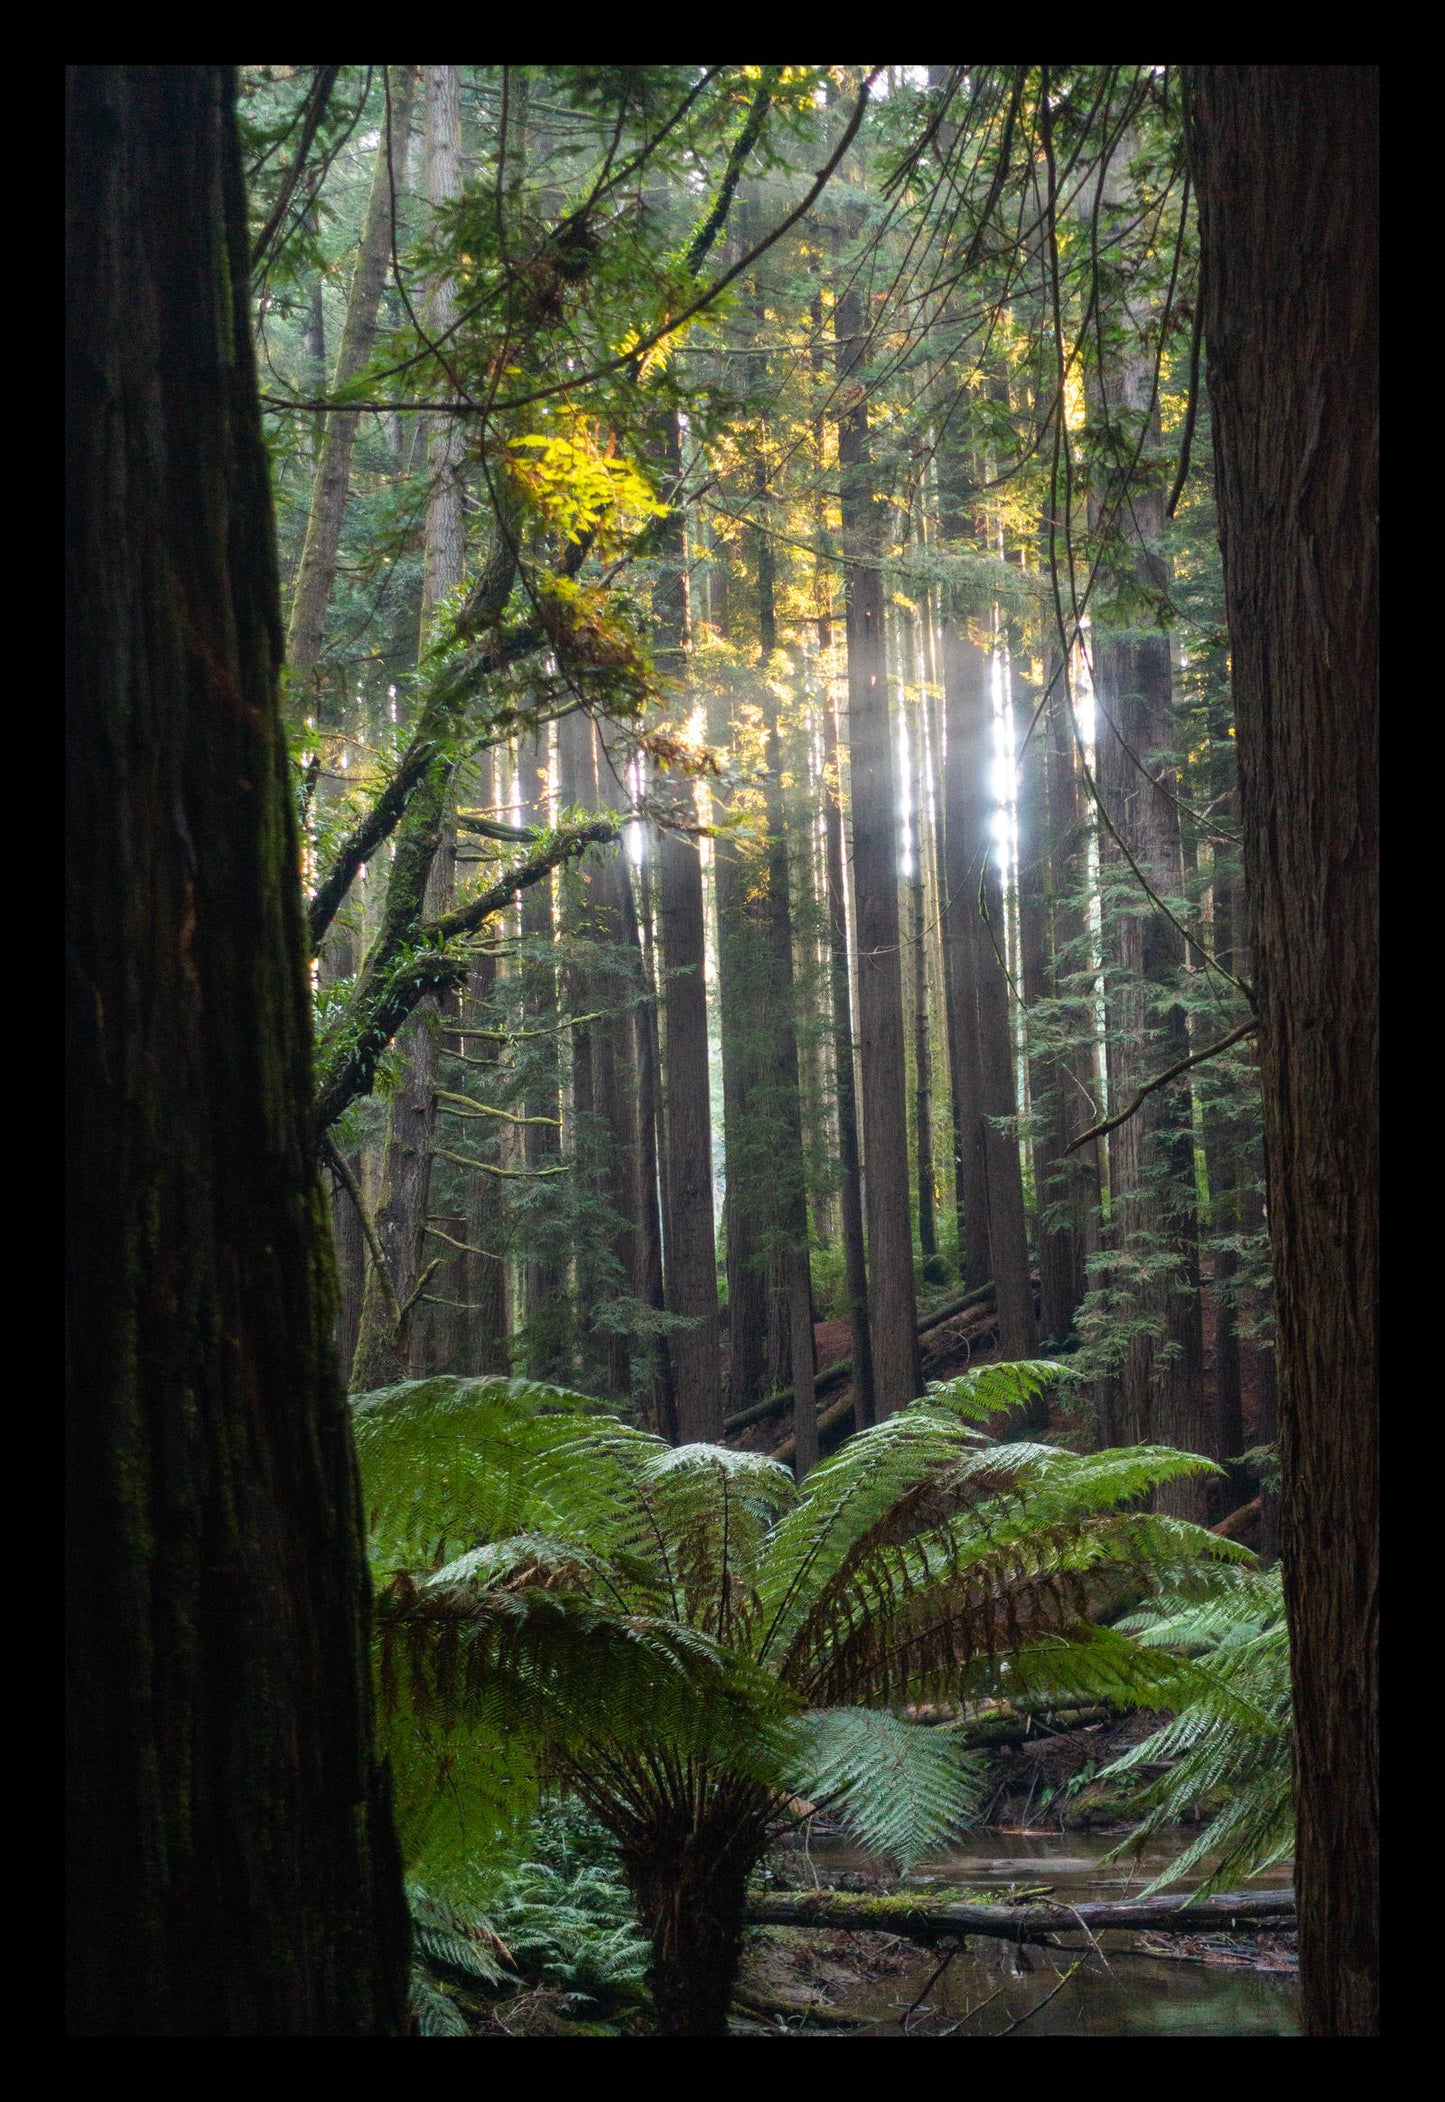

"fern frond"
[783, 1708, 988, 1872]
[1102, 1566, 1293, 1895]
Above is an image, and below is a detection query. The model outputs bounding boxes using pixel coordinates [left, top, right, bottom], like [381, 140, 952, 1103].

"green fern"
[1102, 1564, 1292, 1895]
[784, 1708, 988, 1872]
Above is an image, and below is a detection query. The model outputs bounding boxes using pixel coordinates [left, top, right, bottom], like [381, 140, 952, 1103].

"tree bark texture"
[1191, 62, 1378, 2038]
[65, 64, 408, 2035]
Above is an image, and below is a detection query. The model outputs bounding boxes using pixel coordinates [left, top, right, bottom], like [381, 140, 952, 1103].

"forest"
[66, 64, 1377, 2039]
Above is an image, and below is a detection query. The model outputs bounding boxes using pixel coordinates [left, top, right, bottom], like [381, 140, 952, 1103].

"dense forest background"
[257, 64, 1271, 1508]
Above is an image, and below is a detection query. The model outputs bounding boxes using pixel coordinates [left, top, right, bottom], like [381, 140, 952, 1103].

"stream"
[746, 1830, 1298, 2038]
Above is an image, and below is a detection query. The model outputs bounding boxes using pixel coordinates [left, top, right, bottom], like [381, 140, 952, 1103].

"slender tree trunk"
[351, 65, 465, 1391]
[517, 728, 567, 1375]
[593, 723, 647, 1400]
[939, 626, 1036, 1356]
[1092, 352, 1208, 1507]
[939, 626, 993, 1295]
[66, 63, 408, 2035]
[285, 67, 418, 693]
[653, 413, 723, 1438]
[1191, 63, 1378, 2037]
[707, 603, 770, 1410]
[907, 618, 941, 1279]
[821, 670, 875, 1425]
[756, 509, 818, 1471]
[835, 284, 919, 1416]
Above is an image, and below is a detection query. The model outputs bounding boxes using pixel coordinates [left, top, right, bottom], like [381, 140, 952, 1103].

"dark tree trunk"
[940, 629, 1036, 1358]
[939, 626, 993, 1295]
[755, 526, 818, 1472]
[907, 632, 941, 1278]
[66, 64, 408, 2035]
[1191, 62, 1378, 2038]
[707, 601, 771, 1412]
[835, 284, 919, 1416]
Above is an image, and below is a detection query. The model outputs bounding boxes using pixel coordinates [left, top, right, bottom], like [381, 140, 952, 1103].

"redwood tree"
[1190, 62, 1378, 2038]
[66, 65, 408, 2034]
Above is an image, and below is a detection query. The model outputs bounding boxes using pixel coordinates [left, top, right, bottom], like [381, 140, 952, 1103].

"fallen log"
[723, 1281, 1001, 1438]
[744, 1888, 1296, 1947]
[769, 1320, 1001, 1467]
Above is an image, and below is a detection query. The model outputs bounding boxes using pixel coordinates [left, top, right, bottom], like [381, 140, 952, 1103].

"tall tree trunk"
[66, 63, 408, 2036]
[1191, 63, 1378, 2037]
[1016, 655, 1098, 1350]
[821, 668, 875, 1425]
[517, 728, 567, 1375]
[834, 284, 919, 1416]
[351, 66, 464, 1390]
[907, 615, 941, 1280]
[285, 66, 418, 694]
[939, 626, 1036, 1356]
[1091, 342, 1207, 1510]
[593, 722, 647, 1400]
[755, 502, 818, 1472]
[653, 412, 723, 1438]
[705, 593, 770, 1411]
[939, 625, 993, 1296]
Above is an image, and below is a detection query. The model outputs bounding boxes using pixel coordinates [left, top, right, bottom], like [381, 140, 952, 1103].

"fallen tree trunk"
[724, 1281, 1001, 1437]
[744, 1888, 1296, 1947]
[769, 1318, 1002, 1467]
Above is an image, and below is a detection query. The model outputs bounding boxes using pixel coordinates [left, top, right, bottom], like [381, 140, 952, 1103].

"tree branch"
[250, 65, 343, 271]
[1065, 1018, 1257, 1154]
[314, 817, 622, 1132]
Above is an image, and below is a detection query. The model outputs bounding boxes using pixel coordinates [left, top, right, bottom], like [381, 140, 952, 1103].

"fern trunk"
[620, 1809, 766, 2037]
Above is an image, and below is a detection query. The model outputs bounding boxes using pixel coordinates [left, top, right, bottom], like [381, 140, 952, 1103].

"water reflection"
[773, 1829, 1298, 2038]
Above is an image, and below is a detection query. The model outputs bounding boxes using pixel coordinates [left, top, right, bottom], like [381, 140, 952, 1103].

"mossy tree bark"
[1191, 62, 1378, 2038]
[66, 64, 408, 2035]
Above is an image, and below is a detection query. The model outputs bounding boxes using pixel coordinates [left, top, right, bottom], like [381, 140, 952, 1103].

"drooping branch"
[420, 816, 619, 946]
[1066, 1018, 1258, 1153]
[306, 611, 542, 953]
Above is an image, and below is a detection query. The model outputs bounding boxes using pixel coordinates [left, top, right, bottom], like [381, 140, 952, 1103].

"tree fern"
[353, 1364, 1237, 2033]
